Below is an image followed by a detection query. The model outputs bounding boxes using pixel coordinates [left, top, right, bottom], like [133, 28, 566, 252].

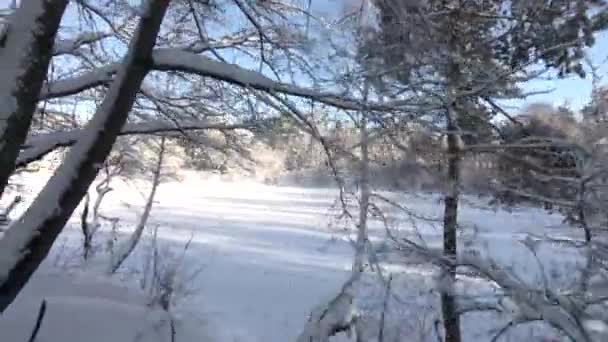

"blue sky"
[511, 31, 608, 112]
[313, 0, 608, 112]
[2, 0, 606, 113]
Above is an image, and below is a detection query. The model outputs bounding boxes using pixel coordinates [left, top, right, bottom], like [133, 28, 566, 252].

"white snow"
[0, 0, 59, 122]
[0, 271, 209, 342]
[40, 63, 118, 100]
[0, 67, 118, 284]
[0, 171, 594, 341]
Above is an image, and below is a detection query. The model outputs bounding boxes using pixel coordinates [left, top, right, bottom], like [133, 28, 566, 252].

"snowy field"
[0, 171, 585, 342]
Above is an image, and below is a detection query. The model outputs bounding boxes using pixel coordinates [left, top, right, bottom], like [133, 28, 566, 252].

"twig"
[433, 319, 442, 342]
[489, 318, 535, 342]
[169, 317, 176, 342]
[378, 274, 393, 342]
[28, 299, 47, 342]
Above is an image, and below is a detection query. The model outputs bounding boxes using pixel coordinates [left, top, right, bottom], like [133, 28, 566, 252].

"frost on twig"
[297, 81, 373, 342]
[109, 136, 166, 274]
[18, 119, 248, 168]
[297, 276, 359, 342]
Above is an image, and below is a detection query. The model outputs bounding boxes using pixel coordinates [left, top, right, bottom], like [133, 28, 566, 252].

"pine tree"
[365, 1, 608, 340]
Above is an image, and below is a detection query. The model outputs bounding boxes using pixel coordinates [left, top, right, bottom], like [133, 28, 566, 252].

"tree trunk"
[354, 84, 370, 274]
[441, 41, 463, 342]
[0, 0, 68, 199]
[80, 193, 92, 260]
[0, 0, 170, 313]
[441, 126, 462, 342]
[296, 82, 371, 342]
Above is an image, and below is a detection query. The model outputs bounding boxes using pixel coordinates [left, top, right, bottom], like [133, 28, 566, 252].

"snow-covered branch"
[400, 236, 596, 342]
[296, 275, 358, 342]
[109, 136, 165, 274]
[458, 253, 594, 342]
[17, 120, 248, 167]
[0, 0, 69, 198]
[53, 31, 113, 56]
[0, 0, 170, 313]
[40, 64, 118, 100]
[296, 83, 376, 342]
[41, 48, 393, 111]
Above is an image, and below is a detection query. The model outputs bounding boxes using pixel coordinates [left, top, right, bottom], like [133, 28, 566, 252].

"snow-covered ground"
[0, 171, 584, 341]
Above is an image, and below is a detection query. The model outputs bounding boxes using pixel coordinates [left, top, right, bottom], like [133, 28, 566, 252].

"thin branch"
[27, 299, 47, 342]
[41, 48, 401, 111]
[17, 120, 249, 168]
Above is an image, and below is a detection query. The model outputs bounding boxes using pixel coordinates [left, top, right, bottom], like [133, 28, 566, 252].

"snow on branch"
[17, 120, 249, 167]
[108, 136, 166, 274]
[451, 250, 594, 341]
[0, 0, 68, 198]
[386, 230, 597, 341]
[53, 31, 113, 56]
[151, 49, 364, 110]
[41, 49, 394, 111]
[39, 64, 118, 100]
[0, 0, 171, 313]
[297, 275, 359, 342]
